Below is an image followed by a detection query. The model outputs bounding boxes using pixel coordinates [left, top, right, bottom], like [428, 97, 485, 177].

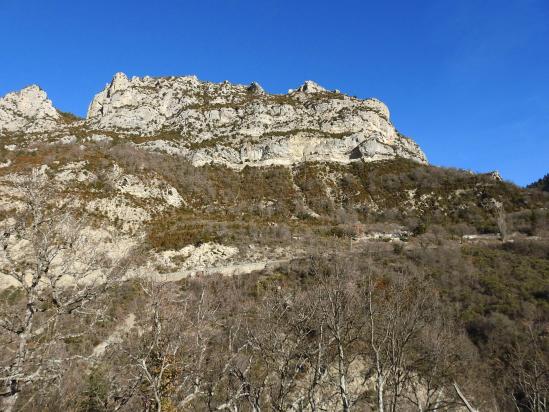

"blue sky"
[1, 0, 547, 186]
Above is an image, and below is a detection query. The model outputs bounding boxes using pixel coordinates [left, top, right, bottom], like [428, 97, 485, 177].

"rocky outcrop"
[484, 171, 503, 182]
[1, 74, 427, 167]
[294, 80, 326, 94]
[86, 73, 427, 166]
[0, 85, 61, 133]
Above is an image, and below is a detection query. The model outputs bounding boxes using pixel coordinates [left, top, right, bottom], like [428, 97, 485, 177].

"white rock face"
[0, 74, 427, 166]
[295, 80, 327, 93]
[86, 73, 427, 166]
[0, 85, 61, 133]
[109, 165, 185, 208]
[155, 243, 239, 272]
[54, 161, 95, 183]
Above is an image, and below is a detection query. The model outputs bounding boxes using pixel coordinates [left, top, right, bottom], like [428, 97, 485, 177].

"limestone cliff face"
[1, 74, 427, 167]
[86, 73, 427, 166]
[0, 85, 61, 133]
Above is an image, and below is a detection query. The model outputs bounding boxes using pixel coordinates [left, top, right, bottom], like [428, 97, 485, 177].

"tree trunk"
[376, 375, 384, 412]
[453, 383, 477, 412]
[336, 335, 350, 412]
[2, 393, 18, 412]
[5, 292, 37, 410]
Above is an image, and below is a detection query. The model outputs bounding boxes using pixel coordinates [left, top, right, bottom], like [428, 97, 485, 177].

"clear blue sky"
[1, 0, 548, 186]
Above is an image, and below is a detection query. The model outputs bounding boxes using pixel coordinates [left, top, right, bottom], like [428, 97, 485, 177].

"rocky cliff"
[1, 73, 427, 167]
[0, 85, 61, 133]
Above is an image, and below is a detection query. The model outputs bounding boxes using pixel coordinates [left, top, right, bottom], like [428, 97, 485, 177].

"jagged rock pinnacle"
[295, 80, 326, 93]
[0, 85, 60, 133]
[247, 82, 264, 94]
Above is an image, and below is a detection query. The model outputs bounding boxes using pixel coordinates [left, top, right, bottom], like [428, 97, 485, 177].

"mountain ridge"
[0, 73, 427, 168]
[528, 173, 549, 192]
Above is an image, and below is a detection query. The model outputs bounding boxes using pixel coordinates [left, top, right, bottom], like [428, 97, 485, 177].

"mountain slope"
[1, 74, 548, 412]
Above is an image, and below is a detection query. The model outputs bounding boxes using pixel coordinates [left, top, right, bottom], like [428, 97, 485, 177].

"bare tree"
[361, 268, 437, 412]
[128, 280, 184, 412]
[405, 320, 473, 411]
[453, 383, 479, 412]
[0, 170, 128, 411]
[497, 205, 508, 242]
[294, 292, 331, 412]
[312, 257, 361, 412]
[110, 279, 218, 411]
[507, 325, 548, 412]
[245, 288, 320, 411]
[106, 277, 257, 412]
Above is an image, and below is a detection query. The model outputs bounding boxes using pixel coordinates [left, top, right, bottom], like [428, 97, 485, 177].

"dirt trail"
[163, 258, 291, 281]
[92, 313, 136, 357]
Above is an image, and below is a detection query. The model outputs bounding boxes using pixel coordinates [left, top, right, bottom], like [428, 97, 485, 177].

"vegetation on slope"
[1, 142, 548, 411]
[528, 173, 549, 192]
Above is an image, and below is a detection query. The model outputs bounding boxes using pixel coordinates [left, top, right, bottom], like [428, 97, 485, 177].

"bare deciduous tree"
[0, 170, 128, 411]
[406, 320, 473, 411]
[361, 267, 458, 412]
[507, 324, 548, 412]
[497, 205, 508, 242]
[312, 257, 361, 412]
[245, 289, 320, 411]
